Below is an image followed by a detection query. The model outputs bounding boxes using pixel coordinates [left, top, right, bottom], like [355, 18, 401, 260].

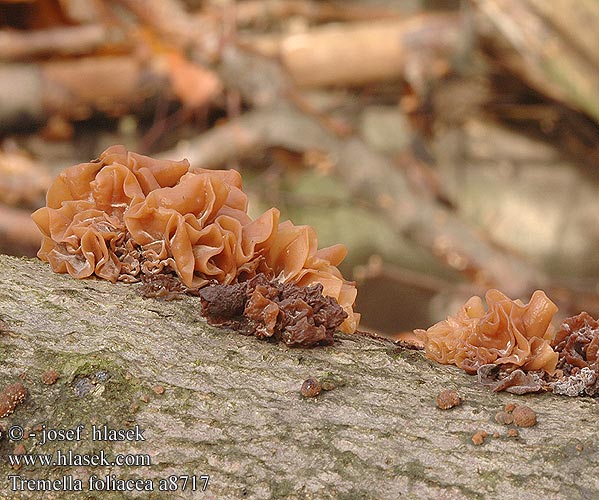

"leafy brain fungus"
[31, 145, 359, 333]
[415, 289, 558, 375]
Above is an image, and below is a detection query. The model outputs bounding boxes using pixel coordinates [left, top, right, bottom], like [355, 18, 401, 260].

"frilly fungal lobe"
[415, 289, 558, 375]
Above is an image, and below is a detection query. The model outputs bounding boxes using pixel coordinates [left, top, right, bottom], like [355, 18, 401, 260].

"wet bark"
[0, 255, 597, 499]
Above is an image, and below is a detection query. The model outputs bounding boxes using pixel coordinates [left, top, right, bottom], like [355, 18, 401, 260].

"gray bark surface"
[0, 255, 596, 500]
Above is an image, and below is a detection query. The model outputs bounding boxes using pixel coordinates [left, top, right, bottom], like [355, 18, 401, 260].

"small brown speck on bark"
[41, 369, 60, 385]
[472, 430, 488, 445]
[495, 411, 514, 425]
[301, 378, 322, 398]
[512, 405, 537, 427]
[12, 444, 26, 470]
[436, 389, 462, 409]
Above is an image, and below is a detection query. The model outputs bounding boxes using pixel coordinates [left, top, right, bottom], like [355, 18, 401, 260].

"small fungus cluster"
[495, 403, 537, 428]
[551, 312, 599, 396]
[415, 289, 558, 375]
[32, 146, 358, 334]
[416, 289, 599, 398]
[199, 274, 347, 347]
[552, 312, 599, 375]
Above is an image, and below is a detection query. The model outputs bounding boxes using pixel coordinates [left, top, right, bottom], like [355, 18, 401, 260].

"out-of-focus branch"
[278, 14, 466, 87]
[474, 0, 599, 121]
[115, 0, 212, 54]
[201, 0, 404, 27]
[0, 25, 125, 61]
[0, 205, 40, 257]
[354, 256, 452, 294]
[0, 56, 167, 129]
[162, 102, 543, 297]
[235, 14, 467, 87]
[118, 0, 466, 89]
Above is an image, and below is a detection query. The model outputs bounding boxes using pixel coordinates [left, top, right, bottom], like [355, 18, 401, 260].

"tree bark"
[0, 255, 596, 499]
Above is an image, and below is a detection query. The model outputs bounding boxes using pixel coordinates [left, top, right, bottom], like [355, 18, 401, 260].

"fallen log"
[0, 255, 597, 499]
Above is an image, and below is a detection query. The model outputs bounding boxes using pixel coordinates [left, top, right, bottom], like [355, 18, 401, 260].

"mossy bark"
[0, 255, 597, 499]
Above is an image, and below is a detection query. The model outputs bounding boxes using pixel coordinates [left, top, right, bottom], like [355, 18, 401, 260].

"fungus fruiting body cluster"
[199, 273, 347, 347]
[416, 289, 599, 397]
[32, 146, 358, 334]
[415, 289, 558, 375]
[551, 312, 599, 396]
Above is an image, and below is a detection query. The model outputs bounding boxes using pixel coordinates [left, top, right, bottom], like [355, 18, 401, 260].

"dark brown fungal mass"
[552, 312, 599, 376]
[198, 281, 247, 322]
[551, 312, 599, 396]
[0, 382, 28, 418]
[199, 274, 347, 347]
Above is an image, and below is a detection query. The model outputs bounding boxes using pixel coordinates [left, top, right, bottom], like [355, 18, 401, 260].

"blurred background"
[1, 0, 598, 337]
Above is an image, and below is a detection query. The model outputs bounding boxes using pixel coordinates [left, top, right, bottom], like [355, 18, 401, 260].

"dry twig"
[0, 25, 124, 61]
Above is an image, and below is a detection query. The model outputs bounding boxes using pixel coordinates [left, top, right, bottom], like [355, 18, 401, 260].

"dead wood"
[475, 0, 599, 121]
[0, 56, 167, 129]
[210, 0, 403, 26]
[279, 14, 466, 87]
[0, 254, 597, 499]
[0, 25, 123, 62]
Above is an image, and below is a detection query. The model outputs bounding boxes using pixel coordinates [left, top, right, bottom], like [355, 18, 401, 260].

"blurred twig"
[162, 100, 543, 296]
[0, 25, 124, 61]
[241, 14, 466, 87]
[0, 56, 167, 129]
[354, 256, 452, 294]
[475, 0, 599, 121]
[115, 0, 212, 54]
[204, 0, 403, 26]
[0, 205, 40, 257]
